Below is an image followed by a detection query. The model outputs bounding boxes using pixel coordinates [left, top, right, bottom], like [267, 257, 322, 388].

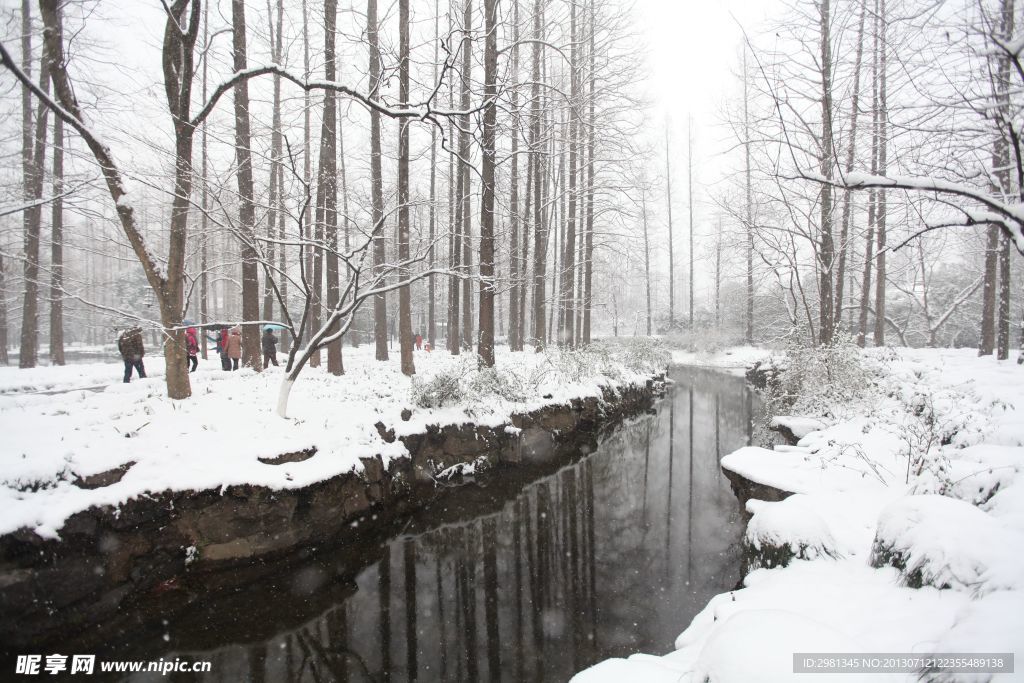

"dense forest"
[0, 0, 1020, 401]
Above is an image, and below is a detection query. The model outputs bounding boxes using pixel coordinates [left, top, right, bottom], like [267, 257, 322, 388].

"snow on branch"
[802, 170, 1024, 254]
[190, 63, 490, 131]
[0, 35, 166, 291]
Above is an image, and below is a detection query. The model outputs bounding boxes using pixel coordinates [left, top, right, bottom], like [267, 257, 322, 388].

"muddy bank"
[0, 378, 663, 653]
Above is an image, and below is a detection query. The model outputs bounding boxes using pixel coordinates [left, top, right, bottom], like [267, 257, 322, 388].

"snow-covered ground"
[575, 347, 1024, 683]
[0, 342, 664, 540]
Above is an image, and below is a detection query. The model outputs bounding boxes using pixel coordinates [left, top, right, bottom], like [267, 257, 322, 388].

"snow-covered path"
[0, 343, 663, 540]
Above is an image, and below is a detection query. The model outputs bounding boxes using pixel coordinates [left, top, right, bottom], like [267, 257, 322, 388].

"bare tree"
[19, 0, 50, 369]
[559, 0, 579, 348]
[742, 47, 755, 344]
[368, 0, 389, 361]
[427, 0, 440, 351]
[508, 0, 523, 352]
[687, 117, 695, 328]
[231, 0, 262, 370]
[397, 0, 415, 375]
[834, 0, 868, 333]
[582, 0, 596, 344]
[0, 0, 202, 396]
[460, 0, 474, 352]
[48, 102, 64, 365]
[872, 0, 888, 347]
[529, 0, 547, 349]
[477, 0, 499, 366]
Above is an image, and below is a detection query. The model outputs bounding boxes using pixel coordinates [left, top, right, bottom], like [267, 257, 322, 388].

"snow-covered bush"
[408, 344, 667, 410]
[540, 347, 601, 384]
[765, 333, 883, 421]
[467, 366, 530, 403]
[618, 337, 671, 374]
[589, 337, 670, 375]
[409, 356, 534, 408]
[409, 358, 476, 408]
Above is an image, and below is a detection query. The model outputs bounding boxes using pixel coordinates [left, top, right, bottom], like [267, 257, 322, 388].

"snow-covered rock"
[871, 494, 1024, 594]
[745, 496, 841, 569]
[769, 415, 828, 441]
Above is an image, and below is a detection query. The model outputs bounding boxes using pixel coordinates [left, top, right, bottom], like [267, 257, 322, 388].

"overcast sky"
[632, 0, 782, 201]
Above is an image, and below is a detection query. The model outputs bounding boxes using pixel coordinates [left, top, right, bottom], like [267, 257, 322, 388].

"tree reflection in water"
[120, 367, 760, 683]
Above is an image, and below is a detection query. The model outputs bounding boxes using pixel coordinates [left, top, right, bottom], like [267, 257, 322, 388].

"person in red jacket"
[185, 328, 199, 373]
[218, 328, 231, 371]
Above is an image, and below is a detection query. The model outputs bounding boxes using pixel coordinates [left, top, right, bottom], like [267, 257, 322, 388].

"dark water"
[102, 367, 759, 682]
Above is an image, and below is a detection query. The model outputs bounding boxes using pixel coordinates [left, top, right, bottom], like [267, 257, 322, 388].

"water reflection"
[121, 367, 758, 682]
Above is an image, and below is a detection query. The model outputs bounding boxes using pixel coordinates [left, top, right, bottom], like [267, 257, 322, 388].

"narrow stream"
[103, 367, 761, 682]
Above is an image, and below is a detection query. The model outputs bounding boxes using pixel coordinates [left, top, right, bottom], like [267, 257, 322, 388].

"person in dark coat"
[262, 328, 279, 368]
[226, 326, 242, 370]
[185, 327, 199, 372]
[415, 333, 423, 351]
[117, 327, 146, 383]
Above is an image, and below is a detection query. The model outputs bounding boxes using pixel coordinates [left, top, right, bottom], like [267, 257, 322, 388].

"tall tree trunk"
[301, 0, 313, 340]
[323, 0, 343, 375]
[835, 0, 867, 332]
[310, 113, 325, 368]
[7, 0, 33, 366]
[199, 0, 210, 359]
[459, 0, 474, 352]
[872, 0, 887, 347]
[818, 0, 836, 346]
[641, 184, 652, 336]
[858, 0, 881, 348]
[48, 110, 64, 365]
[530, 0, 547, 349]
[520, 121, 532, 346]
[397, 0, 415, 374]
[995, 0, 1015, 360]
[687, 118, 694, 329]
[665, 126, 675, 330]
[981, 232, 1000, 355]
[275, 0, 287, 349]
[368, 0, 389, 361]
[508, 0, 522, 352]
[20, 21, 49, 369]
[742, 48, 754, 344]
[477, 0, 498, 366]
[231, 0, 262, 370]
[427, 0, 439, 352]
[553, 117, 565, 345]
[262, 0, 283, 327]
[559, 1, 579, 348]
[337, 88, 350, 349]
[449, 4, 463, 356]
[582, 0, 596, 345]
[714, 218, 722, 329]
[37, 0, 198, 397]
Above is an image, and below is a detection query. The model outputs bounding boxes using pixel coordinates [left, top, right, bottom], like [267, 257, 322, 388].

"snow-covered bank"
[574, 347, 1024, 683]
[0, 341, 666, 540]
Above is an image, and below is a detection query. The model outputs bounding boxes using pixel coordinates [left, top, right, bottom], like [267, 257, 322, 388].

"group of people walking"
[117, 325, 280, 383]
